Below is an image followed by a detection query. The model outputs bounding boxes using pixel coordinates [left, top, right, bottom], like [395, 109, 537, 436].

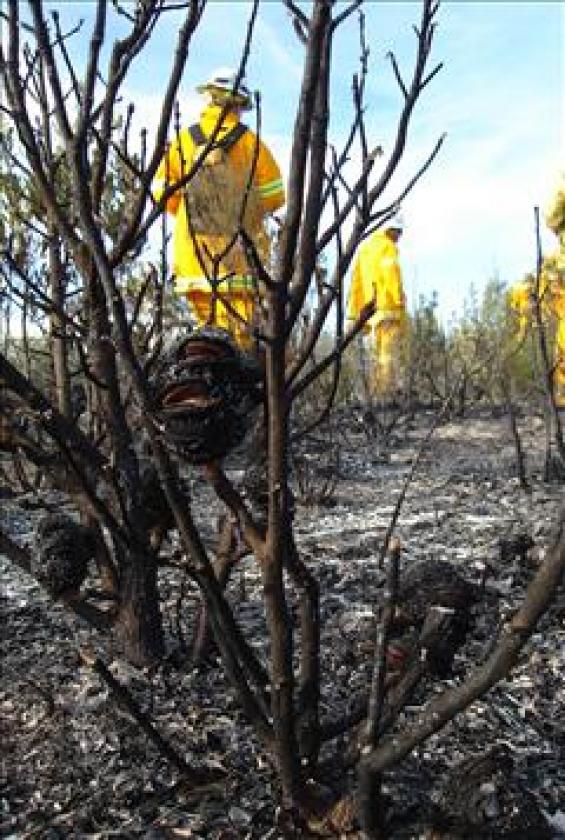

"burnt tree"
[1, 2, 563, 836]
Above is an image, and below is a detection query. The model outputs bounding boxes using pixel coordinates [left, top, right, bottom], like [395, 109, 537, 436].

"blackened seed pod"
[149, 327, 263, 464]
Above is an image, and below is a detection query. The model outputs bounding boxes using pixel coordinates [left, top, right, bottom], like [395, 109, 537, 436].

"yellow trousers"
[369, 317, 406, 397]
[556, 317, 565, 407]
[186, 289, 257, 350]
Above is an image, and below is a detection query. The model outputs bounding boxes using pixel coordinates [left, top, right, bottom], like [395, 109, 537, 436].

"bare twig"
[363, 539, 401, 748]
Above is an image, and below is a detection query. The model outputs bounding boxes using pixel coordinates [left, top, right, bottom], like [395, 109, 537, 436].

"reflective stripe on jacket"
[153, 104, 285, 288]
[174, 274, 256, 295]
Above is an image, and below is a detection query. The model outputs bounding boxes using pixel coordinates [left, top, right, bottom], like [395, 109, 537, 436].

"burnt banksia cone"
[34, 513, 97, 599]
[387, 559, 483, 677]
[150, 328, 263, 464]
[431, 745, 552, 839]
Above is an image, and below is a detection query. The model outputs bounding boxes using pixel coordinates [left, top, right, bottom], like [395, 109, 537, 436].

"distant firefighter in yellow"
[553, 281, 565, 408]
[347, 213, 407, 397]
[545, 172, 565, 406]
[509, 174, 564, 407]
[153, 69, 285, 350]
[508, 262, 564, 409]
[508, 279, 533, 342]
[545, 171, 565, 272]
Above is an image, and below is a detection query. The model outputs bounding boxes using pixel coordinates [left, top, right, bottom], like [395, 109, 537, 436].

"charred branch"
[359, 504, 564, 777]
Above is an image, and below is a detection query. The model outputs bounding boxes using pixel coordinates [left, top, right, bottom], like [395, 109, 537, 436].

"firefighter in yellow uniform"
[347, 214, 407, 397]
[508, 266, 564, 408]
[154, 69, 285, 349]
[554, 281, 565, 408]
[508, 279, 532, 341]
[545, 172, 565, 407]
[508, 174, 564, 408]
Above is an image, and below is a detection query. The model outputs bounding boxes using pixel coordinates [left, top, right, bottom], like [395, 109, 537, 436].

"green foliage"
[99, 143, 144, 249]
[2, 336, 53, 391]
[405, 290, 450, 405]
[449, 276, 533, 403]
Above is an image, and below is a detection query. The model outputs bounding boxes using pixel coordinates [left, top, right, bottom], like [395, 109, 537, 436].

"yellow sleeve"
[254, 138, 285, 213]
[153, 133, 192, 216]
[508, 282, 530, 313]
[508, 282, 531, 338]
[347, 249, 373, 333]
[347, 256, 363, 320]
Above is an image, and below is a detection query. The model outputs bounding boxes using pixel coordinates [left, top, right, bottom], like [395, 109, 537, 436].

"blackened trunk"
[357, 764, 387, 840]
[114, 549, 164, 666]
[265, 299, 300, 803]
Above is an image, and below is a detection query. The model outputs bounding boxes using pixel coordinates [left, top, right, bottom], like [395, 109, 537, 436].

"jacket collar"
[200, 104, 240, 134]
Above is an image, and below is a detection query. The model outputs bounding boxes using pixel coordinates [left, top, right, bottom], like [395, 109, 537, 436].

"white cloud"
[252, 17, 303, 86]
[117, 88, 202, 157]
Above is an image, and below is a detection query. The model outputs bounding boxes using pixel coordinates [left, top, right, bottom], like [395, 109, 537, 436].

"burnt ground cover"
[1, 408, 564, 838]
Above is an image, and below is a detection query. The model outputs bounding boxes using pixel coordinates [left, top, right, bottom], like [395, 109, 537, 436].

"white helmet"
[386, 209, 405, 231]
[196, 67, 252, 110]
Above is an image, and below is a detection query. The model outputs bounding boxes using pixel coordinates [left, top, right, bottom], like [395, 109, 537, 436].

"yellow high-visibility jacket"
[509, 271, 565, 404]
[508, 273, 555, 331]
[347, 230, 406, 331]
[545, 172, 565, 273]
[508, 280, 532, 339]
[555, 280, 565, 404]
[153, 104, 285, 295]
[554, 278, 565, 322]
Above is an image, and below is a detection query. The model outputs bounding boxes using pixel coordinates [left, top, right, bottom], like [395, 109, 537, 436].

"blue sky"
[34, 2, 565, 323]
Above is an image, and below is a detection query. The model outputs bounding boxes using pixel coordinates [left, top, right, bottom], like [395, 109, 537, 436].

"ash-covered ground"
[1, 409, 564, 838]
